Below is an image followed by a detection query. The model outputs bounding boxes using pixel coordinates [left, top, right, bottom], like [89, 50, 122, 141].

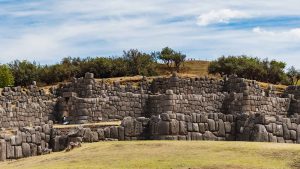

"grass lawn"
[1, 141, 300, 169]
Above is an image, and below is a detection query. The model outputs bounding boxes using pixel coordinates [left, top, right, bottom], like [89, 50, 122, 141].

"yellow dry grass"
[1, 141, 300, 169]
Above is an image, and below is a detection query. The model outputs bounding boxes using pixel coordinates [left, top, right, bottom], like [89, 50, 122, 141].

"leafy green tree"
[287, 66, 300, 85]
[208, 56, 287, 84]
[9, 60, 39, 86]
[158, 47, 186, 72]
[123, 49, 157, 76]
[0, 65, 14, 87]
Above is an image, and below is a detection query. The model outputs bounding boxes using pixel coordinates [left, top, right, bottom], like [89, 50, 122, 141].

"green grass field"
[1, 141, 300, 169]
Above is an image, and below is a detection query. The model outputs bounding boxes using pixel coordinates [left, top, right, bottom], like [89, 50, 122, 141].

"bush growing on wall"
[208, 56, 288, 84]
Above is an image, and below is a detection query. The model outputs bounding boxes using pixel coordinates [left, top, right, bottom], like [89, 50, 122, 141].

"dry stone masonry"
[2, 72, 300, 161]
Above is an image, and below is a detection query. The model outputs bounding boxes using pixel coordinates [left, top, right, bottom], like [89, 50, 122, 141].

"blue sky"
[1, 0, 300, 67]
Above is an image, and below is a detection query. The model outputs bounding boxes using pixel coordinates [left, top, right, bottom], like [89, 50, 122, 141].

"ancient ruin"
[1, 72, 300, 161]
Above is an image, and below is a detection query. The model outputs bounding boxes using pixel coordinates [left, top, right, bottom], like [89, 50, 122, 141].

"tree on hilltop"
[158, 47, 186, 72]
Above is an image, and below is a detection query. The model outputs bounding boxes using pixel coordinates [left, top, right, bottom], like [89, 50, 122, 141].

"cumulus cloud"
[197, 9, 250, 26]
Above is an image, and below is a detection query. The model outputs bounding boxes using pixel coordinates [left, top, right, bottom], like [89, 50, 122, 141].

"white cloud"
[252, 27, 300, 39]
[197, 9, 250, 26]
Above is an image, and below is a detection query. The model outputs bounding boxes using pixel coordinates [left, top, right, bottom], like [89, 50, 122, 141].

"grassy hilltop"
[1, 141, 300, 169]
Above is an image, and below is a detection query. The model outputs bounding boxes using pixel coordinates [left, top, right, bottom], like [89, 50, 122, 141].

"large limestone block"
[203, 131, 217, 141]
[158, 121, 170, 135]
[22, 143, 31, 157]
[275, 125, 283, 137]
[30, 143, 37, 156]
[179, 121, 187, 135]
[208, 119, 216, 131]
[192, 123, 199, 132]
[283, 124, 290, 140]
[110, 127, 119, 139]
[118, 127, 125, 141]
[170, 119, 179, 135]
[0, 139, 6, 161]
[104, 127, 111, 138]
[122, 117, 134, 136]
[6, 142, 15, 159]
[91, 132, 99, 142]
[15, 146, 23, 159]
[51, 136, 68, 152]
[297, 125, 300, 144]
[290, 130, 297, 140]
[97, 129, 105, 140]
[83, 128, 93, 142]
[218, 119, 226, 137]
[252, 124, 269, 142]
[199, 123, 205, 133]
[224, 122, 231, 133]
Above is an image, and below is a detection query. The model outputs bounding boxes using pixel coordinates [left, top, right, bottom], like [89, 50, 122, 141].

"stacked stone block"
[0, 86, 56, 128]
[237, 114, 300, 143]
[0, 122, 52, 161]
[149, 113, 235, 141]
[150, 75, 224, 95]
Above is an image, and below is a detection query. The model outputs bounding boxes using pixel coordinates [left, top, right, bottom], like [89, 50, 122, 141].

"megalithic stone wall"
[0, 85, 57, 128]
[149, 113, 235, 141]
[3, 71, 300, 162]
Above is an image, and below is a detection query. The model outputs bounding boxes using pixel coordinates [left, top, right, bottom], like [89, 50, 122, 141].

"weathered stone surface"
[30, 143, 37, 156]
[203, 131, 217, 141]
[224, 122, 231, 133]
[15, 146, 23, 159]
[170, 119, 179, 135]
[158, 121, 170, 135]
[179, 121, 187, 135]
[252, 124, 268, 142]
[83, 128, 93, 142]
[218, 120, 225, 137]
[118, 127, 125, 141]
[97, 129, 105, 140]
[6, 142, 15, 159]
[22, 143, 31, 157]
[110, 127, 119, 139]
[208, 119, 216, 131]
[0, 139, 6, 161]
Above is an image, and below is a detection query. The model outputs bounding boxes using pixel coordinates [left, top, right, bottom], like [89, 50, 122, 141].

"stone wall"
[0, 117, 149, 161]
[149, 112, 235, 141]
[0, 122, 53, 160]
[150, 75, 224, 95]
[227, 93, 290, 116]
[148, 90, 226, 116]
[3, 72, 300, 162]
[236, 113, 300, 143]
[0, 86, 57, 128]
